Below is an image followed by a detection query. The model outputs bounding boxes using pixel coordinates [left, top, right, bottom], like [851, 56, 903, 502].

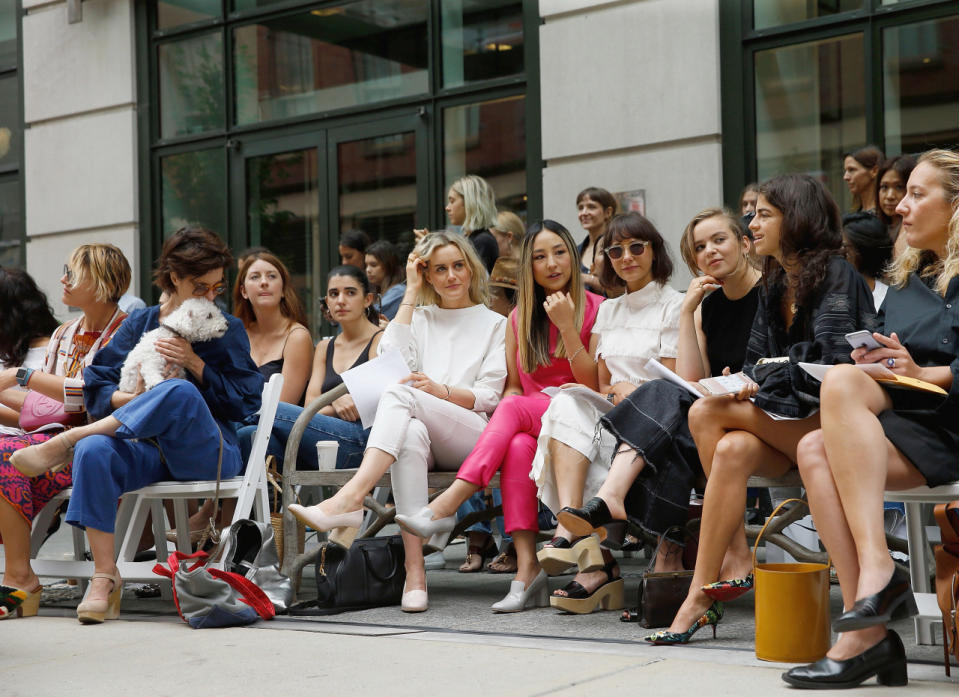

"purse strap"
[751, 497, 830, 569]
[207, 568, 275, 620]
[195, 430, 224, 550]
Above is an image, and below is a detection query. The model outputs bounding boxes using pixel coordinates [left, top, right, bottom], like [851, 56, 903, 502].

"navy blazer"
[83, 306, 263, 446]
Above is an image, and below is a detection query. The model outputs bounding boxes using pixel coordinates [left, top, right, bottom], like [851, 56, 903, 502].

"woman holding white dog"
[0, 247, 129, 620]
[10, 226, 263, 625]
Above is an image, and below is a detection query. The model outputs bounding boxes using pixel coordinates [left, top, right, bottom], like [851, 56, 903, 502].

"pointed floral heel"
[10, 432, 75, 477]
[702, 573, 754, 602]
[537, 535, 605, 575]
[0, 584, 42, 619]
[644, 602, 724, 645]
[77, 571, 122, 624]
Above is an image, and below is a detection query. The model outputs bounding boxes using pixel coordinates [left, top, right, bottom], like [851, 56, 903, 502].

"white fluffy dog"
[119, 298, 229, 392]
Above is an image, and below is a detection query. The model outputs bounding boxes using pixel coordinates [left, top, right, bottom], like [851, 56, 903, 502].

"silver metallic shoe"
[491, 570, 549, 613]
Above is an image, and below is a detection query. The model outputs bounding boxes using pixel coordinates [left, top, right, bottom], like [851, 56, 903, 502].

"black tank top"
[320, 330, 383, 394]
[701, 284, 760, 375]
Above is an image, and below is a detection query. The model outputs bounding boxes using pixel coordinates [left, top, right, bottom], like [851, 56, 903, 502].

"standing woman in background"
[365, 240, 407, 321]
[843, 146, 885, 213]
[491, 210, 525, 260]
[0, 246, 129, 619]
[233, 251, 312, 406]
[576, 186, 619, 295]
[875, 154, 917, 259]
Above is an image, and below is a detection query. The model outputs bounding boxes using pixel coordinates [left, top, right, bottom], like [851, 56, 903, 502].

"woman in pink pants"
[397, 219, 603, 612]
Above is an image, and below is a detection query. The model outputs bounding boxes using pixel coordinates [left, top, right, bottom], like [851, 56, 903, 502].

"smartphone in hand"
[845, 330, 882, 351]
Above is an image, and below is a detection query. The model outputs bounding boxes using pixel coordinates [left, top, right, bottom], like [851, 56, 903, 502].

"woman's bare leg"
[549, 439, 589, 540]
[819, 367, 924, 598]
[319, 448, 396, 514]
[0, 499, 38, 591]
[85, 527, 119, 603]
[796, 429, 887, 658]
[401, 530, 426, 592]
[592, 445, 644, 520]
[425, 479, 480, 520]
[511, 529, 541, 586]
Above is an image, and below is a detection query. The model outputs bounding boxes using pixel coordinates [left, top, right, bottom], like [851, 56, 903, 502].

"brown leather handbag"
[934, 501, 959, 676]
[636, 528, 693, 628]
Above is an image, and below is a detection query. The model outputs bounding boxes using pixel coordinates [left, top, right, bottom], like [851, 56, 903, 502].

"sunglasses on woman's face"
[604, 240, 650, 260]
[62, 265, 76, 287]
[191, 279, 227, 296]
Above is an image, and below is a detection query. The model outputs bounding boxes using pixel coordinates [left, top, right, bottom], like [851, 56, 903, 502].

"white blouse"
[378, 303, 507, 416]
[594, 281, 683, 386]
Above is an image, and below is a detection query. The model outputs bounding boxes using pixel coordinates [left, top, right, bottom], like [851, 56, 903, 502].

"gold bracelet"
[569, 345, 586, 362]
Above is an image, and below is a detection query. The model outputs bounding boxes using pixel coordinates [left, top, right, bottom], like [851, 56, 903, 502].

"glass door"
[234, 113, 427, 335]
[327, 114, 430, 256]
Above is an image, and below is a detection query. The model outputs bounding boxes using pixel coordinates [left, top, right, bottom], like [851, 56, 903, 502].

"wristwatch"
[606, 392, 615, 403]
[16, 367, 34, 387]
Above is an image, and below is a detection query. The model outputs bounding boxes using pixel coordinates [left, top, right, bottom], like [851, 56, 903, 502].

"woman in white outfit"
[531, 212, 683, 612]
[289, 231, 507, 612]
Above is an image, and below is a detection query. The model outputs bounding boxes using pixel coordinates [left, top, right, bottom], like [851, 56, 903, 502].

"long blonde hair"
[516, 220, 586, 374]
[412, 231, 488, 307]
[886, 148, 959, 294]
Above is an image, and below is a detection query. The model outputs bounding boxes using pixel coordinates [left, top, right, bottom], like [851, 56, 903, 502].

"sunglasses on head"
[192, 280, 227, 296]
[604, 240, 650, 260]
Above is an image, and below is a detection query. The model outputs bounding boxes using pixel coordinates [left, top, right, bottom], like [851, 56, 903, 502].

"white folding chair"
[113, 373, 284, 582]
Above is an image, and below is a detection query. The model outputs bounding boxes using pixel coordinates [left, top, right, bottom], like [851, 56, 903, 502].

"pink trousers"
[455, 394, 548, 534]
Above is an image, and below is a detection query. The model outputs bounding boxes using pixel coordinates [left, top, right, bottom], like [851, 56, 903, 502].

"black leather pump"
[782, 630, 908, 689]
[832, 565, 918, 632]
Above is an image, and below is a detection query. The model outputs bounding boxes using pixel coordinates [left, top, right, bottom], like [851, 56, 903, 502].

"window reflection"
[442, 0, 524, 88]
[159, 32, 225, 138]
[161, 148, 227, 235]
[248, 149, 320, 331]
[233, 1, 428, 125]
[883, 14, 959, 154]
[444, 95, 526, 217]
[0, 177, 21, 267]
[157, 1, 219, 30]
[0, 76, 19, 170]
[754, 34, 864, 211]
[0, 0, 16, 68]
[753, 0, 862, 30]
[338, 132, 417, 250]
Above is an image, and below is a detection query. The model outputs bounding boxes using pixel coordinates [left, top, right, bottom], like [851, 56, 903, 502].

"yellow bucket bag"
[753, 498, 831, 663]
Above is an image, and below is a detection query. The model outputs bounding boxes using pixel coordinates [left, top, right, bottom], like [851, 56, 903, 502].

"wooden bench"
[885, 482, 959, 646]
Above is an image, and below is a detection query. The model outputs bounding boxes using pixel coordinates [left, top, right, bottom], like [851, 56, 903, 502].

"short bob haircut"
[679, 207, 748, 277]
[450, 175, 498, 234]
[339, 228, 372, 254]
[66, 243, 132, 304]
[154, 225, 233, 293]
[412, 230, 488, 307]
[0, 267, 60, 366]
[875, 154, 917, 226]
[841, 212, 893, 279]
[364, 239, 405, 291]
[598, 212, 673, 289]
[758, 173, 843, 310]
[232, 250, 308, 329]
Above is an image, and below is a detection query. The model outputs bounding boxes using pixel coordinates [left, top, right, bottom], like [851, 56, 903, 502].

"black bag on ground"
[290, 535, 405, 615]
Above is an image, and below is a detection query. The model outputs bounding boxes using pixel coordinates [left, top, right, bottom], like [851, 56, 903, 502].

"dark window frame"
[0, 0, 24, 267]
[720, 0, 959, 207]
[138, 0, 540, 302]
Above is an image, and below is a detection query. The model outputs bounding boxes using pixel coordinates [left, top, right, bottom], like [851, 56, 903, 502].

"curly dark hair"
[758, 174, 843, 312]
[0, 267, 60, 366]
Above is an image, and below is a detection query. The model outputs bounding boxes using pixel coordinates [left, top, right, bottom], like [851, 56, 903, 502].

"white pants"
[366, 383, 489, 517]
[531, 390, 616, 516]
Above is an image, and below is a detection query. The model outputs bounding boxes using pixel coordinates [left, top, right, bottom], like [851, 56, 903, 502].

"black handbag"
[292, 535, 406, 614]
[636, 528, 693, 628]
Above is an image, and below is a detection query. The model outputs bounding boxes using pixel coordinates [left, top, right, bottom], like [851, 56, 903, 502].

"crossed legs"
[796, 365, 924, 659]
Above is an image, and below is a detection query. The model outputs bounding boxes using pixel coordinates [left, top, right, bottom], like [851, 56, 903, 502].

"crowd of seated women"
[2, 155, 959, 690]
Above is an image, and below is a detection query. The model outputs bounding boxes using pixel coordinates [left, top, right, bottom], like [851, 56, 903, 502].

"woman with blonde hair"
[491, 210, 524, 260]
[396, 220, 603, 612]
[417, 175, 500, 272]
[289, 231, 507, 612]
[786, 149, 959, 689]
[233, 250, 312, 405]
[0, 245, 130, 619]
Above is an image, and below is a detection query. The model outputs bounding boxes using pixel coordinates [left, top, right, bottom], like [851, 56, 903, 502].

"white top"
[0, 345, 47, 437]
[594, 281, 683, 386]
[873, 280, 888, 311]
[378, 303, 508, 415]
